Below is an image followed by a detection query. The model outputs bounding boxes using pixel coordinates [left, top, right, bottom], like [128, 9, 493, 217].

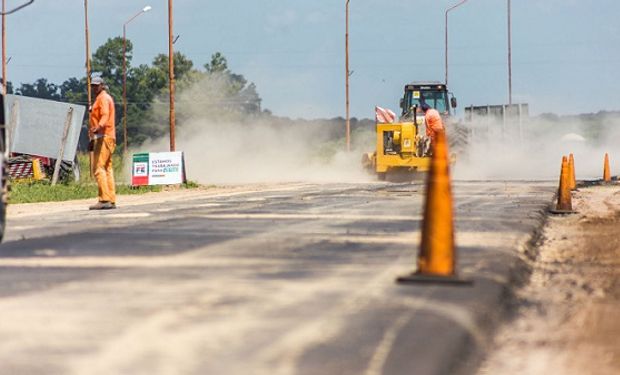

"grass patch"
[9, 180, 166, 204]
[75, 152, 126, 184]
[9, 153, 202, 204]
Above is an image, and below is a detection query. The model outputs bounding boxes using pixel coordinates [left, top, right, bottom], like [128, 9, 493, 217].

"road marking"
[242, 197, 267, 202]
[195, 203, 223, 208]
[195, 213, 418, 221]
[7, 225, 35, 230]
[333, 235, 418, 245]
[33, 249, 57, 257]
[104, 213, 152, 219]
[0, 256, 284, 269]
[398, 298, 487, 351]
[255, 255, 413, 375]
[364, 312, 413, 375]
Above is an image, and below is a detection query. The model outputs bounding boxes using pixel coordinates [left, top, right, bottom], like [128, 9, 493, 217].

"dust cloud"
[453, 113, 620, 181]
[131, 73, 619, 184]
[131, 75, 375, 184]
[145, 119, 375, 184]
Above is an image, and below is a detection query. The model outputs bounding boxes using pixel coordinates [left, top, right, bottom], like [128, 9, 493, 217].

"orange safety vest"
[425, 108, 444, 141]
[90, 90, 116, 140]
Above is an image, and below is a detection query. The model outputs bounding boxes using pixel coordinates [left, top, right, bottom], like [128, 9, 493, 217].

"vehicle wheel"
[377, 172, 387, 181]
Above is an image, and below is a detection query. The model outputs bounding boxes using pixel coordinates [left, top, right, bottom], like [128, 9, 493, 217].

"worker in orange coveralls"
[88, 76, 117, 210]
[421, 102, 445, 145]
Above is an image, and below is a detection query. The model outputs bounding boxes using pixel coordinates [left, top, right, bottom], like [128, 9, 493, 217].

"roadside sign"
[132, 151, 186, 186]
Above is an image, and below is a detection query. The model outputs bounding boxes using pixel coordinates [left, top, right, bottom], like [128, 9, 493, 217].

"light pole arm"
[345, 0, 351, 152]
[444, 0, 468, 87]
[124, 10, 144, 28]
[0, 0, 33, 15]
[446, 0, 468, 14]
[122, 5, 151, 155]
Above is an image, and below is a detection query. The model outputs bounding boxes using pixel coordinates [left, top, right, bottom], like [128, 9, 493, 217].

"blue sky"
[4, 0, 620, 119]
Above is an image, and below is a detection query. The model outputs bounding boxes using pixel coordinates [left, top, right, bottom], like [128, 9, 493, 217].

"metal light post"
[444, 0, 468, 87]
[2, 0, 6, 96]
[0, 0, 34, 96]
[507, 0, 512, 105]
[123, 5, 152, 155]
[168, 0, 176, 152]
[84, 0, 91, 109]
[84, 0, 94, 178]
[345, 0, 351, 152]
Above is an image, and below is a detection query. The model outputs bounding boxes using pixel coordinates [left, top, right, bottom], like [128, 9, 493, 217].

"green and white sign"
[132, 151, 186, 186]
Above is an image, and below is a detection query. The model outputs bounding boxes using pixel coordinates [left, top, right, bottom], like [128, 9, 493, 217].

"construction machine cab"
[400, 82, 457, 120]
[363, 81, 462, 181]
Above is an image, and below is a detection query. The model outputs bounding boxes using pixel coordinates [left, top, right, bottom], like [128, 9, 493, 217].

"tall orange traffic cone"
[568, 153, 576, 190]
[397, 131, 471, 285]
[603, 153, 611, 183]
[550, 156, 575, 214]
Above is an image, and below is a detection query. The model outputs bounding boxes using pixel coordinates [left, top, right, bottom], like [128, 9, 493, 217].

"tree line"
[4, 38, 262, 148]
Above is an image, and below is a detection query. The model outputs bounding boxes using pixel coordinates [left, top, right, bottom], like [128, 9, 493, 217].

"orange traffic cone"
[568, 153, 576, 190]
[397, 131, 471, 285]
[550, 156, 575, 214]
[603, 153, 611, 183]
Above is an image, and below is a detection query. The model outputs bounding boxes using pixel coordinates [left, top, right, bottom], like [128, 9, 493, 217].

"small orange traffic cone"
[550, 156, 575, 214]
[603, 153, 611, 183]
[397, 131, 471, 285]
[568, 153, 576, 190]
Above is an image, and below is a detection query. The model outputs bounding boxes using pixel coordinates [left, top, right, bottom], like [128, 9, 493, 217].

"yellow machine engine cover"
[375, 122, 430, 174]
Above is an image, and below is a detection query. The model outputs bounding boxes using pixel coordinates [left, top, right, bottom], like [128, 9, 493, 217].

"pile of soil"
[478, 184, 620, 375]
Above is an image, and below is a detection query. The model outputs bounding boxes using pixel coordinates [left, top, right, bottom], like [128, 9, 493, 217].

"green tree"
[201, 52, 261, 114]
[125, 63, 169, 145]
[0, 79, 13, 94]
[16, 78, 61, 100]
[60, 77, 87, 105]
[204, 53, 247, 96]
[153, 52, 194, 78]
[89, 37, 133, 141]
[204, 52, 228, 74]
[238, 83, 261, 113]
[91, 37, 127, 90]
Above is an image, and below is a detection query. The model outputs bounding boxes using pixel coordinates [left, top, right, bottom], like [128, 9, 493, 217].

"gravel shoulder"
[478, 183, 620, 375]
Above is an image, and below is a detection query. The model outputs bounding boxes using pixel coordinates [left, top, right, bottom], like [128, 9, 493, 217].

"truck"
[363, 81, 459, 180]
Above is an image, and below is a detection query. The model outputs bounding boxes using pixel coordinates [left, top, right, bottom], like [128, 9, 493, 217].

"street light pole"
[122, 5, 151, 156]
[507, 0, 512, 105]
[84, 0, 95, 179]
[168, 0, 176, 152]
[84, 0, 91, 110]
[1, 0, 35, 96]
[345, 0, 350, 152]
[0, 0, 31, 95]
[2, 0, 6, 96]
[445, 0, 468, 87]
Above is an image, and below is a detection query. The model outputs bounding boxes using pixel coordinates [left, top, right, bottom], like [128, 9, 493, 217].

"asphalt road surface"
[0, 181, 555, 375]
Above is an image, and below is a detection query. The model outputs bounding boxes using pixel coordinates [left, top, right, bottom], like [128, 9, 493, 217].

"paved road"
[0, 182, 554, 375]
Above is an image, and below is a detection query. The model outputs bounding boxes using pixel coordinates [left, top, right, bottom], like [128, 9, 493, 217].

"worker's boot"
[89, 201, 114, 210]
